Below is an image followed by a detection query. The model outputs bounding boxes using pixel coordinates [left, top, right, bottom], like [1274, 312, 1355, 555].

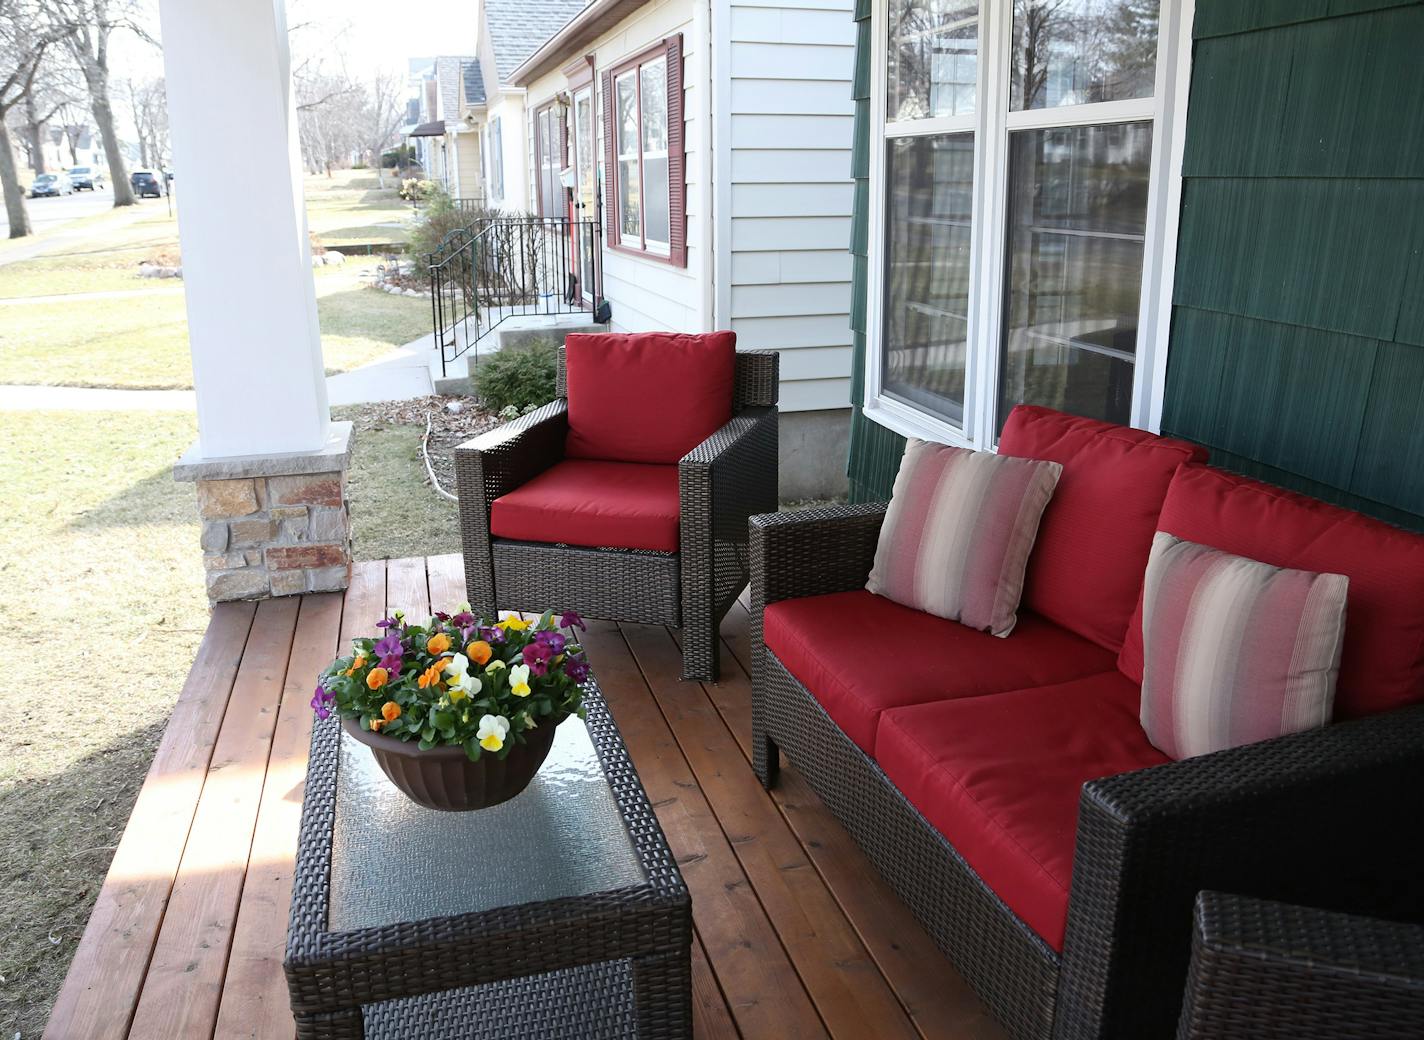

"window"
[488, 117, 505, 202]
[601, 36, 686, 266]
[868, 0, 1186, 447]
[534, 102, 566, 219]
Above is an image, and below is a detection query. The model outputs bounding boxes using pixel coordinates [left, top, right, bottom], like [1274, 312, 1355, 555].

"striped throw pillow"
[1139, 532, 1349, 760]
[867, 438, 1062, 637]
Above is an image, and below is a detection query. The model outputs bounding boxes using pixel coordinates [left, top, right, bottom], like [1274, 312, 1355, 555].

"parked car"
[130, 170, 163, 198]
[29, 173, 73, 198]
[67, 166, 104, 191]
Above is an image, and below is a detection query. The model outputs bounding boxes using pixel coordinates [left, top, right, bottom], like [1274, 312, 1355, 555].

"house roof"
[508, 0, 651, 84]
[462, 59, 486, 107]
[409, 120, 446, 137]
[434, 56, 475, 119]
[485, 0, 589, 84]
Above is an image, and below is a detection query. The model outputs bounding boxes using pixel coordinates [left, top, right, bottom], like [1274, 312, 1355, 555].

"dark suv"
[131, 170, 163, 198]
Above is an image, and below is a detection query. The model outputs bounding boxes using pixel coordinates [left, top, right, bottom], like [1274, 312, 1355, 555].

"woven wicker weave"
[748, 504, 1424, 1040]
[1176, 892, 1424, 1039]
[284, 679, 691, 1039]
[457, 348, 779, 681]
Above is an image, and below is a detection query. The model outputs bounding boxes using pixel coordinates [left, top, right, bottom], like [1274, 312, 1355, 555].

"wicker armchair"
[748, 504, 1424, 1040]
[1176, 892, 1424, 1039]
[456, 347, 778, 681]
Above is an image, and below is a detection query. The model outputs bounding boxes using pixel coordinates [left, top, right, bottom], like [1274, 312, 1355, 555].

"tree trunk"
[84, 62, 135, 206]
[0, 121, 34, 239]
[24, 94, 47, 175]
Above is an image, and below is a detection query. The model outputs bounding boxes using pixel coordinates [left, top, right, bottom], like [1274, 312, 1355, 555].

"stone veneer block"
[175, 423, 354, 604]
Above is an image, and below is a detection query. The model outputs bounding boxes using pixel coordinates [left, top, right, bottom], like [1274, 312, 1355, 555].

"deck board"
[46, 557, 999, 1039]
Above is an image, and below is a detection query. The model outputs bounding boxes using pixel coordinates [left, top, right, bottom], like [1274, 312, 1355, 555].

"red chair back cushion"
[564, 331, 736, 464]
[1118, 464, 1424, 719]
[997, 405, 1208, 653]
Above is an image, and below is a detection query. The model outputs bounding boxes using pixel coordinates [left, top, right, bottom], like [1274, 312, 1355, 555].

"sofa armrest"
[749, 503, 887, 615]
[453, 400, 568, 614]
[1176, 892, 1424, 1040]
[679, 406, 780, 544]
[1055, 705, 1424, 1040]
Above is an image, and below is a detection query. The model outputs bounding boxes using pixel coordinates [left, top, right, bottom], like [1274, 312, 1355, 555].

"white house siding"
[718, 0, 855, 412]
[523, 0, 708, 335]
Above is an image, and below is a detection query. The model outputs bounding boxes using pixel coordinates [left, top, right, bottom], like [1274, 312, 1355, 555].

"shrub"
[407, 188, 494, 282]
[474, 340, 559, 414]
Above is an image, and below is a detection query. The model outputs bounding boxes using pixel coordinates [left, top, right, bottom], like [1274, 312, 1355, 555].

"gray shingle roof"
[434, 56, 475, 119]
[485, 0, 589, 83]
[462, 59, 486, 106]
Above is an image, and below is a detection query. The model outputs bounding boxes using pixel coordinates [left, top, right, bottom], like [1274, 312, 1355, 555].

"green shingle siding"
[1165, 0, 1424, 528]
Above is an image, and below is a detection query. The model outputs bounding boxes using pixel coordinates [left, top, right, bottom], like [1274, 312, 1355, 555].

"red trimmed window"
[601, 35, 686, 267]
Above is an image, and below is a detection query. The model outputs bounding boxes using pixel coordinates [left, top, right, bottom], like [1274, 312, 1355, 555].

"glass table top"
[329, 716, 647, 932]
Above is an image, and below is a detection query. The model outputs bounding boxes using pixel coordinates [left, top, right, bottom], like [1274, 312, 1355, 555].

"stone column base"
[174, 422, 354, 603]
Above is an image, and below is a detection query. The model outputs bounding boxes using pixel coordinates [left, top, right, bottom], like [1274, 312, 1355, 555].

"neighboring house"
[502, 0, 858, 496]
[470, 0, 590, 214]
[840, 0, 1424, 535]
[407, 55, 485, 199]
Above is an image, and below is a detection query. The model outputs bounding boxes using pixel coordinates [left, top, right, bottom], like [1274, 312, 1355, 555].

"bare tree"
[18, 50, 83, 175]
[0, 0, 73, 237]
[127, 75, 166, 169]
[365, 71, 405, 187]
[49, 0, 150, 206]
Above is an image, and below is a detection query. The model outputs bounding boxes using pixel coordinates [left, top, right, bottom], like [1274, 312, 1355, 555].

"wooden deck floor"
[43, 555, 1005, 1040]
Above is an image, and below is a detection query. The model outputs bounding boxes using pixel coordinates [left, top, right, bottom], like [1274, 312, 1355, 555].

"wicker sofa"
[1176, 892, 1424, 1039]
[749, 406, 1424, 1040]
[456, 343, 778, 681]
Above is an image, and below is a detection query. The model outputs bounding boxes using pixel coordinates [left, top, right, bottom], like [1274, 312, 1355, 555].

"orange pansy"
[381, 701, 402, 722]
[427, 633, 452, 655]
[466, 640, 492, 666]
[366, 667, 389, 690]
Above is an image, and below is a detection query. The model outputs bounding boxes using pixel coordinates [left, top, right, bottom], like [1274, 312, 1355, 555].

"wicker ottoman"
[285, 678, 691, 1039]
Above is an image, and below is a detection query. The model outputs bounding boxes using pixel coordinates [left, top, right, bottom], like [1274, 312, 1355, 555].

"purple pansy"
[559, 610, 586, 632]
[534, 630, 566, 655]
[451, 611, 475, 629]
[373, 633, 404, 658]
[375, 616, 399, 629]
[522, 641, 552, 665]
[310, 684, 335, 720]
[377, 654, 403, 675]
[565, 654, 590, 683]
[481, 624, 506, 645]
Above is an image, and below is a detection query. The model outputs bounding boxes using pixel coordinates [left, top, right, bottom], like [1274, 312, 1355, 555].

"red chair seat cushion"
[762, 589, 1116, 753]
[997, 405, 1207, 654]
[564, 331, 736, 465]
[1119, 464, 1424, 720]
[875, 671, 1169, 950]
[489, 460, 679, 552]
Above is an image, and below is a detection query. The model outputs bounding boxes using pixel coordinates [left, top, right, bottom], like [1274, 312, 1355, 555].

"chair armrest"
[679, 406, 779, 545]
[749, 502, 887, 613]
[1177, 892, 1424, 1039]
[1055, 705, 1424, 1040]
[453, 399, 568, 511]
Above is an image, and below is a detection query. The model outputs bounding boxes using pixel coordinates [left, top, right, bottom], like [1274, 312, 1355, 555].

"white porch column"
[162, 0, 353, 603]
[158, 0, 328, 458]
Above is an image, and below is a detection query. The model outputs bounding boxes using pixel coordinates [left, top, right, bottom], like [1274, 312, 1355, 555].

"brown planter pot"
[343, 715, 564, 812]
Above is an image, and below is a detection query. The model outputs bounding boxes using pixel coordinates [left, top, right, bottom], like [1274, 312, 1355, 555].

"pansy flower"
[534, 630, 566, 655]
[566, 653, 590, 683]
[559, 610, 586, 632]
[476, 714, 510, 752]
[509, 663, 532, 697]
[310, 684, 335, 720]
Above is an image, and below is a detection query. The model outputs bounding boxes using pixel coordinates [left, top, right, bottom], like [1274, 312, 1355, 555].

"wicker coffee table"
[285, 678, 691, 1039]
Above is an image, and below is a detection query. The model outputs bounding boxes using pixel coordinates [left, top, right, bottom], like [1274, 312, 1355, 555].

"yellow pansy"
[509, 663, 532, 697]
[497, 616, 531, 632]
[477, 714, 509, 752]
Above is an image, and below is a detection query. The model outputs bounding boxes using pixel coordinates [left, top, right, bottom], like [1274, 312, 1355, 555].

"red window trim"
[601, 34, 686, 268]
[532, 98, 570, 220]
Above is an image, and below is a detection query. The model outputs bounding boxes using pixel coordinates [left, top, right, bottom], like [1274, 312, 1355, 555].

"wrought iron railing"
[428, 215, 603, 378]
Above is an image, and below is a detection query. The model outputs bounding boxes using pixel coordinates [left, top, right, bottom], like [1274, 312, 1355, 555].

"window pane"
[615, 72, 641, 238]
[640, 59, 671, 247]
[997, 122, 1152, 431]
[883, 132, 975, 426]
[1009, 0, 1159, 111]
[888, 0, 978, 122]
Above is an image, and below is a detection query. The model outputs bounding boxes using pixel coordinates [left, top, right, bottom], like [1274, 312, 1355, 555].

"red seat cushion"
[875, 671, 1169, 950]
[762, 589, 1116, 753]
[490, 460, 679, 552]
[564, 331, 736, 464]
[998, 405, 1207, 653]
[1119, 464, 1424, 720]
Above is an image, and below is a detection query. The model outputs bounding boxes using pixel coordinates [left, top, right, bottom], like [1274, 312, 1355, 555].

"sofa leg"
[680, 622, 719, 683]
[753, 730, 780, 789]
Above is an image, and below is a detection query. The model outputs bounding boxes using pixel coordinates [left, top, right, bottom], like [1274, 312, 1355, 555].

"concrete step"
[429, 311, 609, 396]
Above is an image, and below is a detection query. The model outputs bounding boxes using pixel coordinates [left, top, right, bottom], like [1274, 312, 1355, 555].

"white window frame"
[863, 0, 1196, 450]
[489, 117, 505, 203]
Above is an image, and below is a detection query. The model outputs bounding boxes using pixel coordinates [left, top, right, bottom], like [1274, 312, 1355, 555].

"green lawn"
[0, 408, 454, 1035]
[0, 260, 428, 389]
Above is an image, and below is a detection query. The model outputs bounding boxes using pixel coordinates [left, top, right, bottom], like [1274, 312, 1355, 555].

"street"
[1, 182, 121, 238]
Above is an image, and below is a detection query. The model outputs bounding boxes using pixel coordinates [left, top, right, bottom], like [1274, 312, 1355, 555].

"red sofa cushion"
[762, 589, 1116, 753]
[1119, 464, 1424, 720]
[564, 331, 736, 464]
[875, 671, 1169, 951]
[490, 459, 679, 552]
[998, 405, 1207, 653]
